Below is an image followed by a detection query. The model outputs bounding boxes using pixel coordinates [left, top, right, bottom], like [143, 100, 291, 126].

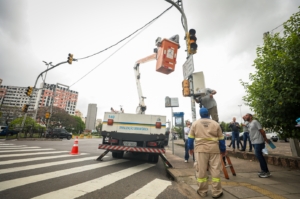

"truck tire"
[152, 154, 159, 163]
[67, 136, 71, 140]
[112, 152, 118, 158]
[117, 152, 124, 158]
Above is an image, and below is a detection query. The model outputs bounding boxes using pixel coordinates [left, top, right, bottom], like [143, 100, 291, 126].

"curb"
[227, 150, 300, 169]
[17, 138, 63, 141]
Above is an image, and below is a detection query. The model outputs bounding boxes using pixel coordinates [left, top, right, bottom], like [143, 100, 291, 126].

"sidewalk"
[165, 139, 300, 199]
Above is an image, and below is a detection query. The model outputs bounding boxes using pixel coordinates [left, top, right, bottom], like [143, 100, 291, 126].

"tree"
[174, 126, 183, 139]
[240, 7, 300, 139]
[0, 105, 34, 126]
[96, 123, 102, 132]
[72, 115, 86, 134]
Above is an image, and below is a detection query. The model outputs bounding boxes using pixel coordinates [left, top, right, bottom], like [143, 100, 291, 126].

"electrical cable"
[70, 7, 173, 87]
[75, 5, 173, 61]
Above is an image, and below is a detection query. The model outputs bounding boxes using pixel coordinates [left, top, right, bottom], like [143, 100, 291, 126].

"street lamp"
[238, 104, 242, 124]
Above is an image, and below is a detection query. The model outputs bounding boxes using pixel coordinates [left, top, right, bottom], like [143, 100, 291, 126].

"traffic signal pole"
[165, 0, 197, 122]
[19, 61, 68, 138]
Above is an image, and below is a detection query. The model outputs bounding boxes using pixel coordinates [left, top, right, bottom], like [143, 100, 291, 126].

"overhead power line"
[70, 5, 173, 87]
[76, 5, 173, 61]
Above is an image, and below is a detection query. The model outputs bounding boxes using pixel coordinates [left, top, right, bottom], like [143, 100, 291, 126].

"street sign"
[165, 97, 179, 107]
[182, 55, 194, 80]
[173, 112, 184, 117]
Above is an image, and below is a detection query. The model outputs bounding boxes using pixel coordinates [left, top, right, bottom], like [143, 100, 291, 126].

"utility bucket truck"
[97, 36, 180, 167]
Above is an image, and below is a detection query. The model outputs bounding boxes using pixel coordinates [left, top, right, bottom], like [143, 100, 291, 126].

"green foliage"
[240, 7, 300, 139]
[96, 123, 103, 132]
[10, 116, 45, 131]
[174, 126, 183, 138]
[71, 115, 86, 133]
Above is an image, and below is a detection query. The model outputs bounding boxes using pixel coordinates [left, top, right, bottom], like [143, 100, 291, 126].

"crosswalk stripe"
[0, 153, 87, 166]
[0, 144, 14, 145]
[0, 148, 54, 153]
[0, 147, 41, 149]
[0, 159, 129, 191]
[32, 163, 155, 199]
[0, 145, 27, 147]
[125, 179, 172, 199]
[0, 151, 69, 158]
[0, 156, 106, 174]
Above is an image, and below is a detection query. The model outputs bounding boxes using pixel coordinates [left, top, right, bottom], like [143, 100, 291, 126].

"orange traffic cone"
[69, 136, 80, 155]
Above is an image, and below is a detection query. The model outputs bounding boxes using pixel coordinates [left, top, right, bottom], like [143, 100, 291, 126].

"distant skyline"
[1, 0, 299, 124]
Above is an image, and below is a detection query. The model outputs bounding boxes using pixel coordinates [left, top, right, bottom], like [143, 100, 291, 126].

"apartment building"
[0, 83, 78, 115]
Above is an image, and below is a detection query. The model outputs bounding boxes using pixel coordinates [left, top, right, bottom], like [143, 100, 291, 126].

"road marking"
[125, 179, 172, 199]
[0, 147, 41, 149]
[0, 159, 128, 191]
[0, 144, 15, 145]
[0, 153, 88, 166]
[0, 145, 27, 147]
[0, 151, 69, 158]
[32, 163, 155, 199]
[0, 156, 107, 174]
[0, 148, 54, 153]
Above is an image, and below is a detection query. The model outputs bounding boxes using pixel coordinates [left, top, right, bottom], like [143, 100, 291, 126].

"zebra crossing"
[0, 142, 175, 199]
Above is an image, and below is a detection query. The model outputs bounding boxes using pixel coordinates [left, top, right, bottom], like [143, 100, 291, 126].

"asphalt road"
[0, 139, 189, 199]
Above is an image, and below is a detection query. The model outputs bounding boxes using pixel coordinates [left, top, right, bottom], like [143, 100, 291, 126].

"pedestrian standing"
[228, 117, 241, 152]
[184, 121, 194, 163]
[188, 108, 226, 198]
[195, 88, 219, 122]
[240, 116, 252, 152]
[245, 113, 271, 178]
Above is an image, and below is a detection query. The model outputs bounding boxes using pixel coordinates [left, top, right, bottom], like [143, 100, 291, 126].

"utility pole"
[165, 0, 196, 122]
[34, 61, 51, 122]
[238, 104, 242, 124]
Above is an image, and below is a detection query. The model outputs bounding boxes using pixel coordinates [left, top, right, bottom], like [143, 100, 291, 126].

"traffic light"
[45, 112, 50, 118]
[187, 29, 197, 54]
[22, 105, 29, 113]
[182, 79, 190, 97]
[26, 87, 33, 96]
[68, 53, 73, 64]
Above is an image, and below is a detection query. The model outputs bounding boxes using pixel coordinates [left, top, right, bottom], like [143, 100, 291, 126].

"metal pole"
[171, 107, 174, 155]
[165, 0, 196, 122]
[34, 62, 50, 121]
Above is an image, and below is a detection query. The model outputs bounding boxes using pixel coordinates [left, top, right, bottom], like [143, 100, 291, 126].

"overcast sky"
[1, 0, 299, 126]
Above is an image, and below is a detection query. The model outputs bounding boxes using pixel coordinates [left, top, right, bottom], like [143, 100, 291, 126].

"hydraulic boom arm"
[134, 53, 157, 114]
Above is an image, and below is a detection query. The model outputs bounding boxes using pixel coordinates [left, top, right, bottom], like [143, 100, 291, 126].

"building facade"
[0, 83, 78, 115]
[86, 104, 97, 131]
[95, 119, 102, 127]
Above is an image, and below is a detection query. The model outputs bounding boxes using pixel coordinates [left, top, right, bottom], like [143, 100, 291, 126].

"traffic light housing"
[22, 105, 29, 113]
[45, 113, 50, 118]
[68, 53, 73, 64]
[26, 87, 33, 96]
[187, 29, 197, 54]
[182, 79, 190, 97]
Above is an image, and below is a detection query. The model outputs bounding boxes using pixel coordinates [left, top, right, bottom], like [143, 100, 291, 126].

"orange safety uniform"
[189, 118, 224, 197]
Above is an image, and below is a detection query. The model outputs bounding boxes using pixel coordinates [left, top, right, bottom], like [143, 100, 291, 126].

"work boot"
[212, 192, 223, 198]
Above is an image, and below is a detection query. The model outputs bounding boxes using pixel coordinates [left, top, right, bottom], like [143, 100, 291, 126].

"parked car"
[224, 132, 244, 140]
[266, 131, 279, 142]
[0, 126, 18, 136]
[46, 128, 72, 140]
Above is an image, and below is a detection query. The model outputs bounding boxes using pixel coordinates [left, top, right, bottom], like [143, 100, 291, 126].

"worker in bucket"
[188, 107, 226, 198]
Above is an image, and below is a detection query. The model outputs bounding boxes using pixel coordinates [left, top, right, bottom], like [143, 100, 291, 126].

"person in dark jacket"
[228, 117, 241, 152]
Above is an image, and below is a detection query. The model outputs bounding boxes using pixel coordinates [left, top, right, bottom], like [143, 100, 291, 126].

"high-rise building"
[86, 104, 97, 131]
[0, 83, 78, 115]
[95, 119, 102, 127]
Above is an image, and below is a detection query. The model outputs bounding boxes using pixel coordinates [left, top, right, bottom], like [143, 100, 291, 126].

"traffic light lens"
[190, 43, 198, 51]
[190, 36, 197, 42]
[189, 29, 196, 36]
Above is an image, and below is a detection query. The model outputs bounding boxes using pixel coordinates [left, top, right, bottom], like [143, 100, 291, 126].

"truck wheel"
[152, 154, 159, 163]
[67, 136, 71, 140]
[112, 152, 118, 158]
[117, 152, 124, 158]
